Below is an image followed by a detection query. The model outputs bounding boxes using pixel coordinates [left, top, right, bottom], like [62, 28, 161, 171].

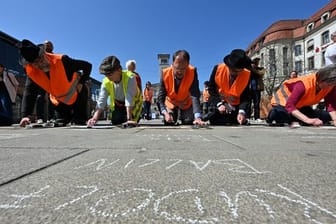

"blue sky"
[1, 0, 330, 88]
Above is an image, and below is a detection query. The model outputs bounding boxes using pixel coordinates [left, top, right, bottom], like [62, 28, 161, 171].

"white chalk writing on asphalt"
[73, 158, 270, 174]
[1, 184, 336, 223]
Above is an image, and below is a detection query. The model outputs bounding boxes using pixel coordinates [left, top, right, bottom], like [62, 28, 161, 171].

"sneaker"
[54, 119, 67, 127]
[37, 119, 44, 124]
[290, 122, 301, 128]
[267, 120, 285, 127]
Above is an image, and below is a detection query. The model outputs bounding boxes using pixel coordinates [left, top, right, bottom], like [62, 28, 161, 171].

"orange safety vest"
[214, 63, 251, 106]
[271, 73, 334, 108]
[163, 65, 194, 110]
[143, 87, 153, 102]
[25, 54, 80, 106]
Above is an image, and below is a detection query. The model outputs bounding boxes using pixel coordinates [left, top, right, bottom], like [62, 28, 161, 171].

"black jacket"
[207, 64, 251, 113]
[21, 55, 92, 117]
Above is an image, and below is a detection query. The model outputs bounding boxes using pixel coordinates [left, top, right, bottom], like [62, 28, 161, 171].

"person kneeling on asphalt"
[157, 50, 205, 126]
[17, 39, 92, 127]
[266, 64, 336, 128]
[87, 56, 143, 128]
[206, 49, 252, 125]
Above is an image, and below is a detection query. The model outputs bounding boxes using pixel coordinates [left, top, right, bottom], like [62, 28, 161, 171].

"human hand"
[237, 113, 246, 125]
[20, 117, 31, 127]
[164, 112, 174, 123]
[217, 105, 227, 114]
[87, 118, 97, 127]
[306, 118, 323, 126]
[193, 118, 206, 125]
[333, 120, 336, 127]
[122, 120, 138, 128]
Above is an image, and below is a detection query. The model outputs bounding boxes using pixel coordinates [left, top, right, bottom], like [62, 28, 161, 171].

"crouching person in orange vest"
[267, 64, 336, 127]
[87, 56, 143, 127]
[157, 50, 205, 126]
[207, 49, 252, 125]
[17, 39, 92, 127]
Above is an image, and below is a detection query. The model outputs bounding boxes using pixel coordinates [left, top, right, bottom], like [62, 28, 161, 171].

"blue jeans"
[0, 89, 13, 125]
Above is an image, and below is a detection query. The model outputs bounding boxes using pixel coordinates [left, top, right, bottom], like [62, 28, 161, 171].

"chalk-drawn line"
[0, 185, 50, 209]
[124, 159, 135, 169]
[165, 159, 183, 170]
[0, 149, 90, 188]
[278, 184, 336, 219]
[74, 159, 120, 171]
[89, 188, 154, 218]
[138, 159, 160, 168]
[212, 159, 271, 174]
[55, 185, 99, 210]
[219, 190, 275, 220]
[189, 160, 212, 171]
[74, 158, 270, 174]
[153, 189, 218, 223]
[255, 184, 336, 223]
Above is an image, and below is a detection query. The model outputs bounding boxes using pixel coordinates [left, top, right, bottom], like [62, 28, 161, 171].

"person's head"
[224, 49, 251, 76]
[126, 60, 136, 72]
[290, 70, 298, 79]
[330, 31, 336, 42]
[172, 50, 190, 79]
[17, 39, 50, 72]
[251, 57, 260, 68]
[44, 40, 54, 53]
[99, 55, 122, 83]
[146, 81, 152, 87]
[316, 64, 336, 89]
[204, 81, 209, 87]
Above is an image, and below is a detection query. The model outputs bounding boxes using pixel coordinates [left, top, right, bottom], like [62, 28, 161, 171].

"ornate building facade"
[246, 0, 336, 95]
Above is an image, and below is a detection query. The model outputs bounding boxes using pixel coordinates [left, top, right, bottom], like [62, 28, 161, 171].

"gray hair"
[316, 64, 336, 85]
[126, 60, 136, 68]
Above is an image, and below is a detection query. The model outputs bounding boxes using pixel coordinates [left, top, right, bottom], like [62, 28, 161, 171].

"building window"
[295, 61, 302, 73]
[321, 31, 330, 45]
[282, 47, 288, 61]
[307, 39, 314, 52]
[308, 56, 315, 70]
[306, 23, 314, 32]
[160, 59, 168, 64]
[283, 47, 289, 77]
[321, 12, 330, 23]
[260, 53, 264, 67]
[322, 51, 326, 66]
[269, 49, 277, 76]
[294, 45, 302, 56]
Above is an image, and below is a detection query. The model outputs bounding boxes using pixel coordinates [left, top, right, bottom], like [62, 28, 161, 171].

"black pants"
[0, 88, 13, 126]
[250, 90, 261, 119]
[35, 87, 45, 120]
[164, 106, 194, 125]
[143, 101, 152, 120]
[208, 109, 240, 125]
[267, 105, 331, 125]
[110, 105, 127, 125]
[54, 85, 88, 125]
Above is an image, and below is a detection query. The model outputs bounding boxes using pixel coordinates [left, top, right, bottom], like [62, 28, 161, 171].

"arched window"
[306, 23, 314, 32]
[321, 12, 330, 23]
